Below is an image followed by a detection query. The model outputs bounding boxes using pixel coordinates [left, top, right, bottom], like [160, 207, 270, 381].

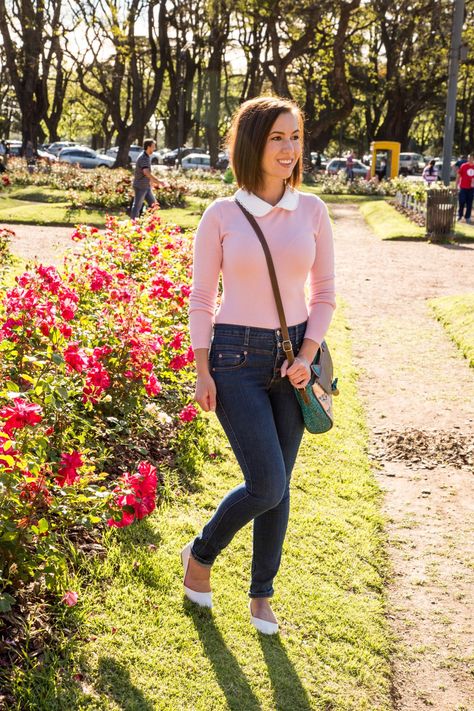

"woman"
[422, 159, 438, 185]
[183, 96, 336, 634]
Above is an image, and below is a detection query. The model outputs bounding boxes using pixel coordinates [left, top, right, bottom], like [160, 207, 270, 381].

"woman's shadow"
[96, 656, 155, 711]
[187, 602, 312, 711]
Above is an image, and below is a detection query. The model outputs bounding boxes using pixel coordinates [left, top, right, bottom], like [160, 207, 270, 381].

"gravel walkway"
[332, 203, 474, 711]
[1, 222, 80, 268]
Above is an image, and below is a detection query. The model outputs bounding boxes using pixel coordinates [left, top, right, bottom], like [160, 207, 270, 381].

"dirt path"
[1, 222, 79, 268]
[332, 204, 474, 711]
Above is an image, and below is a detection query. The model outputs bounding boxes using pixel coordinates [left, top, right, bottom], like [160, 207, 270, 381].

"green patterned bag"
[294, 341, 338, 434]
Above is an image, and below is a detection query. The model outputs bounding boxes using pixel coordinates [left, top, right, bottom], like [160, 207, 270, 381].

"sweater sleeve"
[304, 200, 336, 346]
[188, 201, 223, 350]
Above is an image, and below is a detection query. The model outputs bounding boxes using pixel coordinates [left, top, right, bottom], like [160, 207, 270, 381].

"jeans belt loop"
[244, 326, 250, 346]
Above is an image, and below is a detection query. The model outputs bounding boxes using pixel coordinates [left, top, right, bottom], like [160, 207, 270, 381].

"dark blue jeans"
[191, 322, 306, 598]
[458, 188, 473, 220]
[131, 186, 156, 219]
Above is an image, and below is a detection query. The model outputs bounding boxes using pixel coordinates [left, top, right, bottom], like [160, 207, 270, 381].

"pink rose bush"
[0, 210, 205, 608]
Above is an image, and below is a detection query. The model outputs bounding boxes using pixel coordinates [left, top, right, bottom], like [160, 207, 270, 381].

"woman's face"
[260, 110, 301, 185]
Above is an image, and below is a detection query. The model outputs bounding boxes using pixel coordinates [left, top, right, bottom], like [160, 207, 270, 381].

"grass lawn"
[12, 305, 393, 711]
[302, 185, 386, 204]
[428, 294, 474, 367]
[0, 190, 206, 231]
[359, 200, 474, 241]
[0, 194, 107, 227]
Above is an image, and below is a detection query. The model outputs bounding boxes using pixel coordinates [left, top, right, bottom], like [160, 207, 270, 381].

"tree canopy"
[0, 0, 473, 163]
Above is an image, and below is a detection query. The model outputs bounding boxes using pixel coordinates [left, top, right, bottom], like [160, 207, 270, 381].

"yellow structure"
[370, 141, 401, 179]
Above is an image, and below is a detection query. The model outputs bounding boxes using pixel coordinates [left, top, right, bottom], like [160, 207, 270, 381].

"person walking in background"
[455, 154, 467, 176]
[131, 139, 162, 219]
[183, 96, 335, 635]
[0, 140, 6, 172]
[422, 159, 438, 185]
[345, 151, 354, 182]
[457, 153, 474, 224]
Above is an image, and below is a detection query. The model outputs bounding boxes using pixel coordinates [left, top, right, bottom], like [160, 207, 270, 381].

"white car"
[181, 153, 211, 171]
[399, 152, 425, 175]
[106, 145, 161, 166]
[58, 146, 115, 169]
[325, 157, 369, 178]
[46, 141, 78, 156]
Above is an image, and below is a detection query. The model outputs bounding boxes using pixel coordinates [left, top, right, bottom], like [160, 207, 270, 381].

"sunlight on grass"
[429, 294, 474, 367]
[0, 196, 106, 227]
[359, 199, 474, 242]
[359, 200, 424, 239]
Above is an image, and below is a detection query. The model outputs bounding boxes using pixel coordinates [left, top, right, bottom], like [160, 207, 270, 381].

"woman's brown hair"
[226, 96, 304, 193]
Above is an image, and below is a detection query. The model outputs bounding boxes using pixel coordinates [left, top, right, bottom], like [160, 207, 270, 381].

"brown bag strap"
[236, 198, 310, 403]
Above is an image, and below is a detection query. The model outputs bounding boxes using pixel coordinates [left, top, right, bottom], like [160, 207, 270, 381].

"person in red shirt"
[457, 153, 474, 224]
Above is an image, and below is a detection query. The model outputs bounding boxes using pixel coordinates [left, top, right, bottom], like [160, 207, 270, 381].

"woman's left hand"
[281, 356, 311, 388]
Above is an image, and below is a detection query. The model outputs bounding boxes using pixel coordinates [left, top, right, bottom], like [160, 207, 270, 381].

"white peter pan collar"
[234, 186, 299, 217]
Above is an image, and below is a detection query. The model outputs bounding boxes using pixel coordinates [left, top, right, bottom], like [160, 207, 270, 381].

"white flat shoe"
[249, 601, 279, 635]
[181, 542, 212, 608]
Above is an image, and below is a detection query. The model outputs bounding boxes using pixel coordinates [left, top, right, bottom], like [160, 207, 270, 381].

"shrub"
[4, 159, 188, 210]
[314, 173, 399, 196]
[0, 207, 200, 610]
[0, 228, 14, 283]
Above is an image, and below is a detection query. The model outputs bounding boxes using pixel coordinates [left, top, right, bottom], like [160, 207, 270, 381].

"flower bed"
[313, 174, 398, 195]
[3, 159, 188, 210]
[0, 208, 206, 627]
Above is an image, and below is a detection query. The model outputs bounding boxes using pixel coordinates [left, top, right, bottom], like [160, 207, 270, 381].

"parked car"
[6, 140, 22, 157]
[216, 151, 229, 170]
[163, 147, 206, 166]
[325, 157, 370, 178]
[398, 152, 425, 175]
[37, 148, 57, 163]
[46, 141, 78, 156]
[181, 153, 211, 171]
[58, 146, 116, 169]
[105, 145, 161, 166]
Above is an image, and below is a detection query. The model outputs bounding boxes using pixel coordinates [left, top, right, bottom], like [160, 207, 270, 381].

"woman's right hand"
[194, 372, 217, 412]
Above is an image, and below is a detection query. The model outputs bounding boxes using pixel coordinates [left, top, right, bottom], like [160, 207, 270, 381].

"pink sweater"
[189, 189, 336, 350]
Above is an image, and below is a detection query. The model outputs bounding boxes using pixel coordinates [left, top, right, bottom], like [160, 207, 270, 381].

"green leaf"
[52, 353, 64, 365]
[0, 531, 19, 543]
[0, 593, 16, 613]
[19, 373, 35, 384]
[4, 380, 19, 392]
[38, 518, 49, 534]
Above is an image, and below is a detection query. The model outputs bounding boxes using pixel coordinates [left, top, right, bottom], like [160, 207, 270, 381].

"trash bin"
[425, 188, 457, 240]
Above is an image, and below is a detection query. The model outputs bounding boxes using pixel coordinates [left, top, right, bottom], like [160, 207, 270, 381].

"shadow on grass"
[187, 602, 312, 711]
[97, 656, 154, 711]
[259, 634, 312, 711]
[186, 601, 262, 711]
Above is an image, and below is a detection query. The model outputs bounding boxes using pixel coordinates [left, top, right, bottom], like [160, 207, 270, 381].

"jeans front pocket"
[210, 344, 248, 372]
